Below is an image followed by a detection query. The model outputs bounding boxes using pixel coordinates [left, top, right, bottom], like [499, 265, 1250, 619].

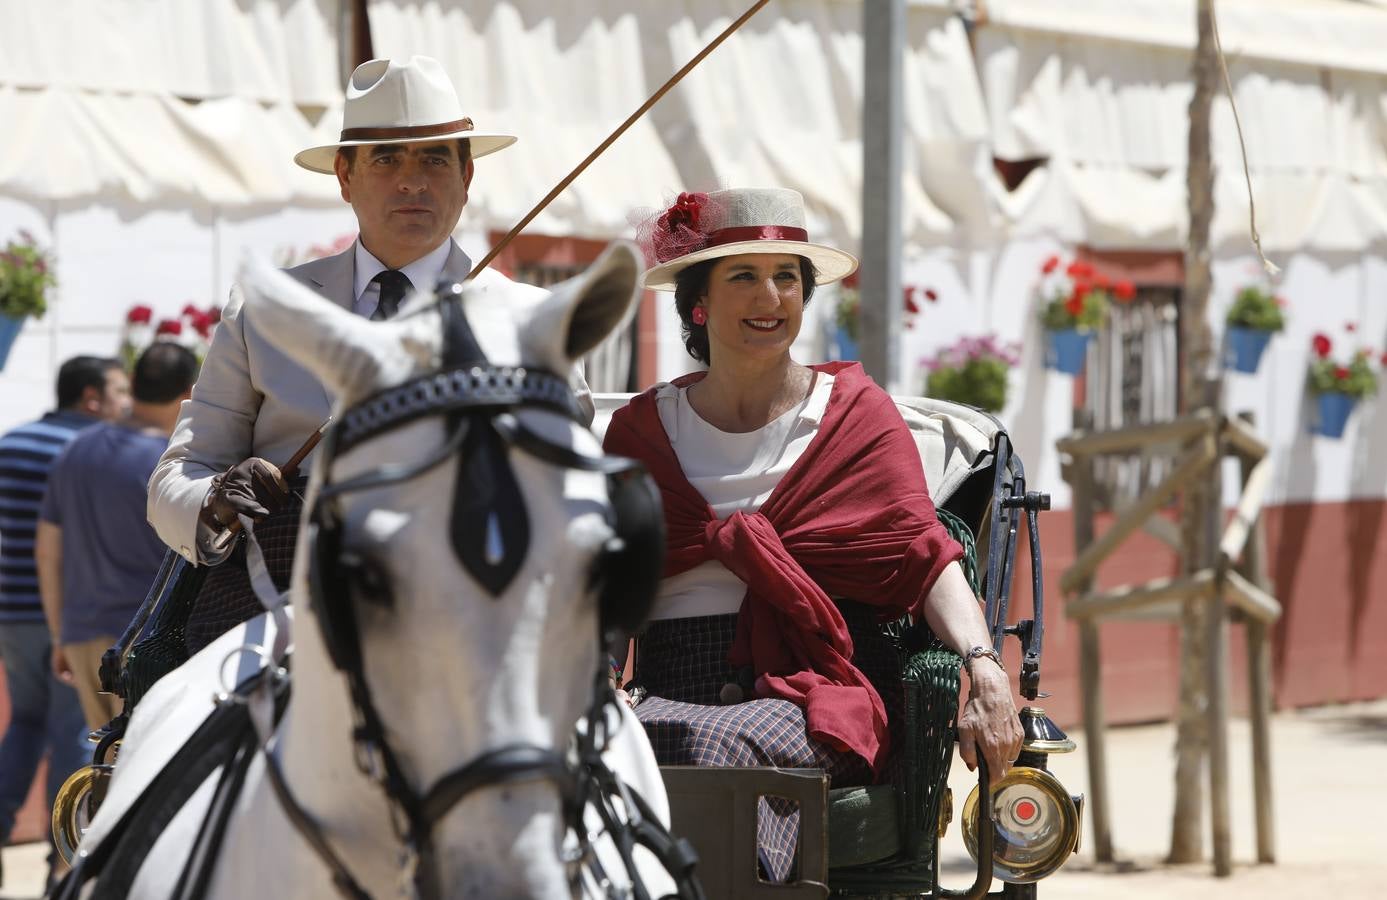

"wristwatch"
[962, 645, 1005, 673]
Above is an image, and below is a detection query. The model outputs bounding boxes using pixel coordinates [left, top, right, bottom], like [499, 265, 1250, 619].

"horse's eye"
[344, 552, 394, 608]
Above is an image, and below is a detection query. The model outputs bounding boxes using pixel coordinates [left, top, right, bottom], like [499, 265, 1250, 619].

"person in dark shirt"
[38, 343, 198, 730]
[0, 355, 126, 871]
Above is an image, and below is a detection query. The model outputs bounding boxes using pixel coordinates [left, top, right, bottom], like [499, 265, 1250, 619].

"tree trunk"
[1169, 0, 1221, 865]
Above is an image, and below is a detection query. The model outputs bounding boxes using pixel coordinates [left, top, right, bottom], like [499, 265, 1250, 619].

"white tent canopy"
[0, 0, 343, 104]
[979, 0, 1387, 251]
[0, 0, 344, 207]
[364, 0, 991, 248]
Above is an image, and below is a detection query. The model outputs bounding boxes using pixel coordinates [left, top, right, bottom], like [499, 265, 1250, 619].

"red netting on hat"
[631, 192, 727, 267]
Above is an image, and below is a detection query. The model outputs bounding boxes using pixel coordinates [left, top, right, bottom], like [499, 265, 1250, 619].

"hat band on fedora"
[339, 117, 475, 142]
[706, 225, 808, 248]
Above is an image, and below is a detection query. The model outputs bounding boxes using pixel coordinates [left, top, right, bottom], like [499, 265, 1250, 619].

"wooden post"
[1070, 425, 1113, 862]
[1238, 413, 1277, 864]
[1207, 575, 1233, 877]
[1171, 0, 1221, 866]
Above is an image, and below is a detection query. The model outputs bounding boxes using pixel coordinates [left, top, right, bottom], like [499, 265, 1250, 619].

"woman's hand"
[956, 659, 1023, 785]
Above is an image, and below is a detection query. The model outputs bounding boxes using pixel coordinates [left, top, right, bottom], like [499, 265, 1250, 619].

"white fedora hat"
[638, 188, 858, 291]
[295, 55, 516, 174]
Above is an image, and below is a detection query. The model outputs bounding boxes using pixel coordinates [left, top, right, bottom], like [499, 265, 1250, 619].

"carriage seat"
[592, 392, 1002, 895]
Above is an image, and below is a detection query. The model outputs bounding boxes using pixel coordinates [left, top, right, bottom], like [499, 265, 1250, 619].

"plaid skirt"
[184, 478, 306, 654]
[631, 603, 901, 882]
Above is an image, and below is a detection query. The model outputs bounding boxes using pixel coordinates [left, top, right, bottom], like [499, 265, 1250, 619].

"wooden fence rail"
[1061, 411, 1280, 875]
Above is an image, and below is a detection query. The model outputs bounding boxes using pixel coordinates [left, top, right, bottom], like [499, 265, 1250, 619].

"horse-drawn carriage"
[591, 394, 1081, 898]
[51, 245, 1079, 898]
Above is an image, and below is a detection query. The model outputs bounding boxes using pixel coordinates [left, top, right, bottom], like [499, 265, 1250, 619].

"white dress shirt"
[352, 238, 453, 318]
[649, 372, 836, 621]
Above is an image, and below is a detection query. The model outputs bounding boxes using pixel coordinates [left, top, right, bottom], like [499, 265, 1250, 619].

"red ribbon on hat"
[705, 225, 809, 247]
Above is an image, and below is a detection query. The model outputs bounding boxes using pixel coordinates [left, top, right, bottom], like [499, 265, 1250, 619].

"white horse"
[59, 243, 694, 900]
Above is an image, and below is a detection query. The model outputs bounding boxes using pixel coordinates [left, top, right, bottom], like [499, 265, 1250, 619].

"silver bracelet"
[962, 645, 1005, 673]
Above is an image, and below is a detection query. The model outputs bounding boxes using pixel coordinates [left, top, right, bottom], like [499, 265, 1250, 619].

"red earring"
[691, 307, 707, 326]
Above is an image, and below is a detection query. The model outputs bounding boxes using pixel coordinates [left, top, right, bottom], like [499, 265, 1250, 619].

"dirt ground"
[5, 699, 1385, 898]
[937, 698, 1387, 899]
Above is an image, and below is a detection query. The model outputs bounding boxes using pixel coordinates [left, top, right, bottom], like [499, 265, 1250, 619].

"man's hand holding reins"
[200, 457, 290, 529]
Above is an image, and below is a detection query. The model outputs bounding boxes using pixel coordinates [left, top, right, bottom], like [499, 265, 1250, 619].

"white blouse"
[649, 372, 836, 621]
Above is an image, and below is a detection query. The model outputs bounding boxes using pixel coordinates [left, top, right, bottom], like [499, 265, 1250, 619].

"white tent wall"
[364, 0, 987, 248]
[973, 2, 1387, 510]
[0, 196, 358, 428]
[3, 0, 1387, 513]
[0, 0, 351, 431]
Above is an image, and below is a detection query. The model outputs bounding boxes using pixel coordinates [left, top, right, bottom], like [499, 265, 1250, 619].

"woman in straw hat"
[604, 188, 1021, 880]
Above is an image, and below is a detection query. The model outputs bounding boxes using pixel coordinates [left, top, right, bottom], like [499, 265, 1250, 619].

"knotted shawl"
[604, 362, 962, 774]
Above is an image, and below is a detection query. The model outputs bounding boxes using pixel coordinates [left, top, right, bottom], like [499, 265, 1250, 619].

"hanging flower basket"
[0, 230, 55, 371]
[1036, 255, 1134, 376]
[1306, 331, 1379, 439]
[0, 311, 23, 371]
[834, 325, 859, 361]
[921, 335, 1020, 412]
[1225, 326, 1273, 374]
[1313, 391, 1356, 438]
[1224, 286, 1286, 374]
[1045, 328, 1092, 375]
[830, 272, 930, 363]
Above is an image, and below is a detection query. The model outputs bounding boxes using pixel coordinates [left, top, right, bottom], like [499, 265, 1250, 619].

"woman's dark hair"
[673, 255, 818, 364]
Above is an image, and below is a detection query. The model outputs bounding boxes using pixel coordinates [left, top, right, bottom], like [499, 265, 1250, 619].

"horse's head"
[237, 244, 660, 897]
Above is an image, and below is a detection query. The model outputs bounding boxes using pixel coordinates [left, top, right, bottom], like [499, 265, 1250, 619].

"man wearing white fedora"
[148, 55, 590, 651]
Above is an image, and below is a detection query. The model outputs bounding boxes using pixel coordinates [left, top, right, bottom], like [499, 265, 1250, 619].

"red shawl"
[603, 362, 963, 775]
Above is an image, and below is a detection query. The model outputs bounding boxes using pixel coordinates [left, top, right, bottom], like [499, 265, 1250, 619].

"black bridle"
[265, 283, 699, 899]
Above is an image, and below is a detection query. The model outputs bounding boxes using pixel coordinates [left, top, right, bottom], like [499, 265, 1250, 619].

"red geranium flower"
[156, 319, 182, 337]
[1041, 255, 1060, 275]
[207, 306, 222, 324]
[1380, 352, 1387, 367]
[188, 311, 213, 338]
[1064, 292, 1085, 317]
[903, 287, 920, 314]
[1114, 280, 1137, 302]
[126, 304, 153, 325]
[181, 303, 201, 318]
[1335, 366, 1351, 380]
[1065, 261, 1094, 280]
[1312, 333, 1332, 358]
[924, 288, 939, 302]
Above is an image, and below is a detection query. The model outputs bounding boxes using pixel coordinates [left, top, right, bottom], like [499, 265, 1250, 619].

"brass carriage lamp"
[960, 708, 1082, 886]
[959, 488, 1084, 888]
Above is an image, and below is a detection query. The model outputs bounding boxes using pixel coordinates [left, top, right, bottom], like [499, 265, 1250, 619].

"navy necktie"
[370, 270, 412, 321]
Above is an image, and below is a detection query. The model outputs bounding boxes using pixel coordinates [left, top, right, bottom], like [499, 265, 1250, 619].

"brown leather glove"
[199, 457, 290, 529]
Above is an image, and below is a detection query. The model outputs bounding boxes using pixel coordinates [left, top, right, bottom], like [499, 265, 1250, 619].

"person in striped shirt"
[0, 355, 127, 875]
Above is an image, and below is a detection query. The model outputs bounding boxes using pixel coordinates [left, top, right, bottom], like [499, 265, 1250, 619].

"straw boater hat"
[639, 188, 858, 291]
[295, 56, 516, 174]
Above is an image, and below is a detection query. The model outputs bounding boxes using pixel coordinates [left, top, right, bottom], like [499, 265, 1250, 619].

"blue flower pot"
[1225, 327, 1272, 374]
[1045, 328, 1091, 375]
[0, 312, 24, 371]
[1313, 392, 1356, 438]
[834, 326, 859, 361]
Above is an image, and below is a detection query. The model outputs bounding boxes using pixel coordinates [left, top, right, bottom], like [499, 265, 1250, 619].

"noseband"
[273, 283, 687, 899]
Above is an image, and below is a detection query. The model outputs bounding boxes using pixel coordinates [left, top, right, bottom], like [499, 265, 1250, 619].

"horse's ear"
[521, 241, 642, 372]
[236, 254, 438, 402]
